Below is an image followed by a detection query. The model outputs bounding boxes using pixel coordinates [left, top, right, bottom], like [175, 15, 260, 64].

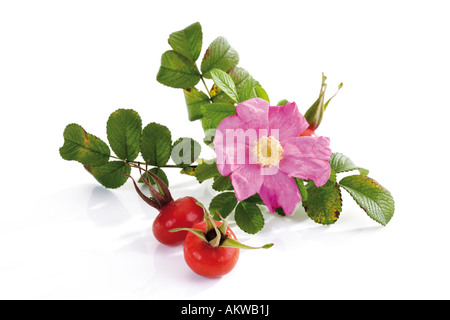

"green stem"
[110, 155, 197, 169]
[200, 75, 213, 101]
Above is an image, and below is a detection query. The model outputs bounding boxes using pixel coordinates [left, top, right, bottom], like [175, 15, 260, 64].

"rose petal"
[258, 170, 302, 215]
[230, 164, 264, 201]
[269, 102, 309, 141]
[279, 136, 332, 187]
[235, 98, 269, 131]
[213, 115, 248, 176]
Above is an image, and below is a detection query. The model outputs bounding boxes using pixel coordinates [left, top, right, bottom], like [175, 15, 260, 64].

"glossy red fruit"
[125, 167, 204, 246]
[152, 197, 204, 246]
[183, 220, 240, 278]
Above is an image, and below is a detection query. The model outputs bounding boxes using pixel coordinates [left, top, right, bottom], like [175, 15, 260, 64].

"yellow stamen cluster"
[254, 136, 284, 167]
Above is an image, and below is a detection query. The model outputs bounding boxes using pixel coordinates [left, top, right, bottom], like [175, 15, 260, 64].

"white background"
[1, 0, 449, 300]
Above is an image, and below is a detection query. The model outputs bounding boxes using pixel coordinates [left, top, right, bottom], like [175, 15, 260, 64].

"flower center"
[254, 136, 284, 167]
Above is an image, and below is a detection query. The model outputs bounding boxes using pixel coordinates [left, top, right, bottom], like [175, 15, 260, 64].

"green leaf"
[106, 109, 142, 161]
[139, 167, 169, 188]
[60, 124, 110, 167]
[195, 160, 219, 182]
[212, 174, 233, 192]
[303, 181, 343, 225]
[244, 193, 264, 205]
[209, 192, 238, 220]
[184, 88, 210, 121]
[140, 122, 172, 166]
[339, 175, 395, 226]
[277, 99, 289, 106]
[329, 152, 369, 176]
[85, 161, 130, 189]
[171, 137, 201, 166]
[238, 75, 257, 102]
[168, 22, 202, 62]
[210, 69, 239, 103]
[200, 103, 236, 131]
[212, 67, 258, 103]
[156, 50, 201, 89]
[235, 201, 265, 234]
[201, 37, 239, 79]
[254, 86, 270, 104]
[294, 178, 308, 202]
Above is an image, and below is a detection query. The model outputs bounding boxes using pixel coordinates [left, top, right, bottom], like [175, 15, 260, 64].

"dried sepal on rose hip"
[123, 165, 204, 246]
[171, 205, 273, 278]
[302, 73, 343, 136]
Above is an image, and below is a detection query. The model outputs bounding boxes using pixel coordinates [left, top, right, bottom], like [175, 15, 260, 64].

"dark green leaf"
[200, 103, 236, 131]
[339, 175, 395, 226]
[85, 161, 130, 189]
[201, 37, 239, 79]
[235, 201, 265, 234]
[195, 160, 219, 182]
[243, 193, 264, 205]
[168, 22, 202, 62]
[171, 137, 201, 166]
[184, 88, 210, 121]
[60, 123, 110, 167]
[140, 122, 172, 166]
[156, 50, 201, 89]
[210, 69, 239, 103]
[329, 152, 369, 176]
[106, 109, 142, 161]
[209, 192, 238, 220]
[303, 181, 343, 225]
[212, 175, 233, 191]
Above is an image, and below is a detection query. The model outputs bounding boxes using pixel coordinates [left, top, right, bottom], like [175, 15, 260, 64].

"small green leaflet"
[211, 67, 258, 104]
[156, 50, 201, 89]
[329, 152, 369, 176]
[200, 103, 237, 131]
[60, 123, 110, 167]
[209, 192, 237, 219]
[339, 175, 395, 226]
[195, 160, 220, 182]
[85, 161, 130, 189]
[294, 178, 308, 202]
[184, 88, 210, 121]
[303, 180, 343, 225]
[140, 122, 172, 166]
[168, 22, 203, 62]
[106, 109, 142, 161]
[210, 69, 239, 103]
[201, 37, 239, 79]
[235, 201, 265, 234]
[212, 175, 233, 192]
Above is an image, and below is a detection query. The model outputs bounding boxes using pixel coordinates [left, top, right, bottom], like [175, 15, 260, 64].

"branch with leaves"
[59, 22, 395, 236]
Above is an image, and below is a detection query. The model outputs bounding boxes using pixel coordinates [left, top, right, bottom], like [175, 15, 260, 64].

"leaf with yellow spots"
[339, 175, 394, 226]
[201, 37, 239, 79]
[303, 180, 342, 225]
[60, 123, 110, 167]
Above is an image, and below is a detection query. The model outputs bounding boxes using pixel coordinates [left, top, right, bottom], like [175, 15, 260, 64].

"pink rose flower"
[213, 98, 332, 215]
